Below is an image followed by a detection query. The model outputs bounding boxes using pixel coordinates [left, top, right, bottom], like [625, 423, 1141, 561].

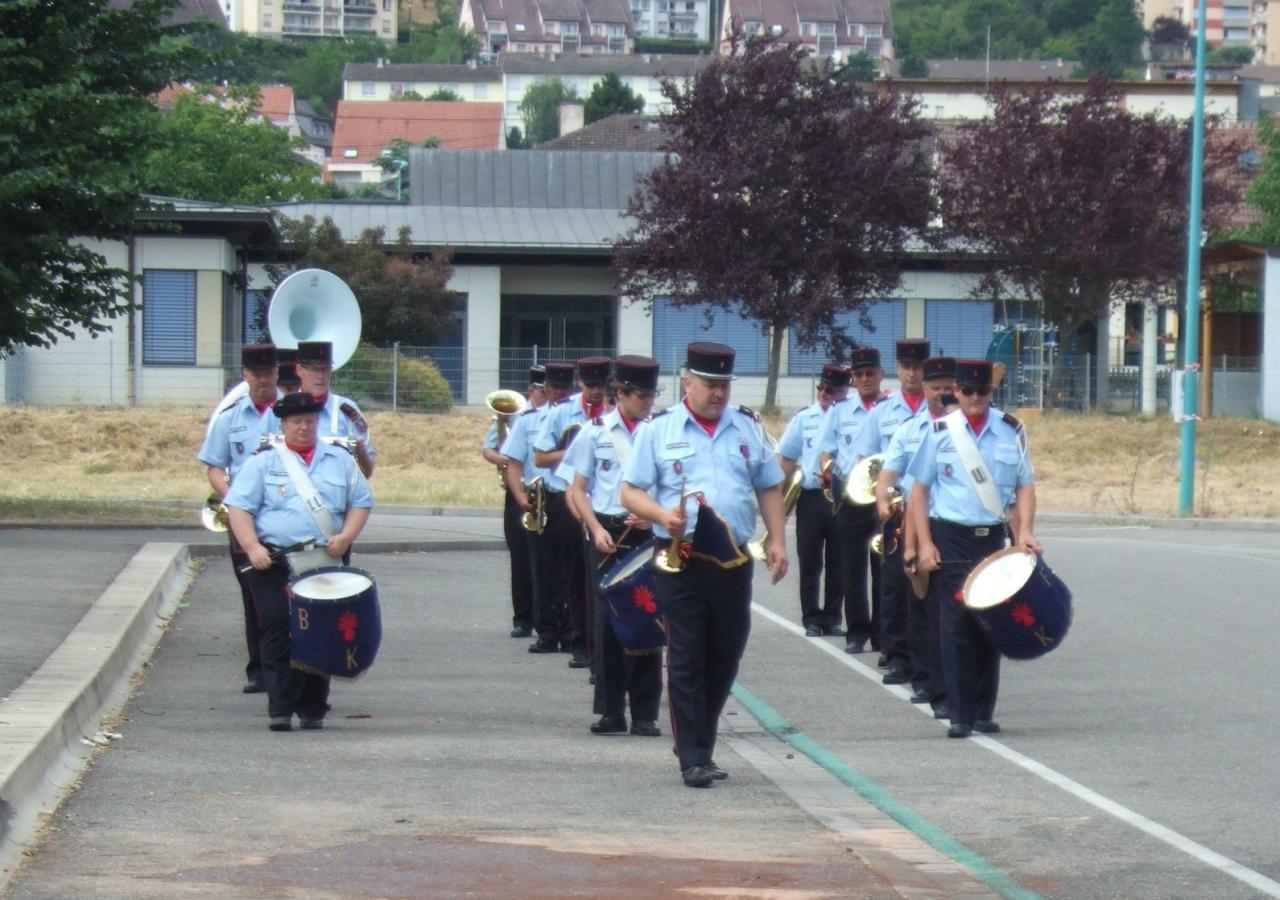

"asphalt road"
[4, 522, 1279, 898]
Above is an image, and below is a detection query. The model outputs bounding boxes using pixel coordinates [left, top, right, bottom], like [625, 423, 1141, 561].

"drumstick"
[596, 525, 634, 569]
[238, 539, 317, 574]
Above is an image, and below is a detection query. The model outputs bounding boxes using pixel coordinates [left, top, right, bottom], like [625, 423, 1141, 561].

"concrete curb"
[0, 543, 193, 885]
[183, 539, 509, 560]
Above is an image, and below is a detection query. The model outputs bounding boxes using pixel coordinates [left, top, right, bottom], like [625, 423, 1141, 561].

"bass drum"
[599, 542, 667, 653]
[289, 566, 382, 678]
[962, 548, 1071, 661]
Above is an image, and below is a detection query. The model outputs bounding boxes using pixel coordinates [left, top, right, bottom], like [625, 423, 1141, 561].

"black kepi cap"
[296, 341, 333, 366]
[529, 365, 546, 387]
[954, 359, 993, 388]
[615, 355, 661, 392]
[686, 342, 735, 380]
[544, 361, 575, 387]
[923, 356, 956, 381]
[850, 347, 881, 370]
[896, 339, 930, 365]
[819, 363, 852, 388]
[577, 355, 612, 386]
[276, 348, 300, 388]
[241, 343, 277, 371]
[272, 391, 325, 419]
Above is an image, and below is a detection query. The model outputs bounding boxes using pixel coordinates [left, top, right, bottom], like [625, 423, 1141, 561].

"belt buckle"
[974, 527, 990, 537]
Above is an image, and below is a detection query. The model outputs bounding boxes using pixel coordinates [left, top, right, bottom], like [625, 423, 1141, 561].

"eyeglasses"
[817, 384, 838, 394]
[958, 385, 992, 397]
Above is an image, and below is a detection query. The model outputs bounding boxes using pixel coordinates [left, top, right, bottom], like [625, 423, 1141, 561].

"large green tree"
[519, 77, 579, 145]
[141, 88, 328, 204]
[1242, 115, 1280, 244]
[584, 73, 645, 124]
[0, 0, 186, 353]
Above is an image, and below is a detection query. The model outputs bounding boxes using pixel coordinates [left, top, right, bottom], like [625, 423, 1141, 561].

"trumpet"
[653, 475, 690, 574]
[870, 492, 904, 556]
[520, 476, 547, 534]
[747, 469, 803, 562]
[201, 492, 230, 532]
[487, 389, 528, 487]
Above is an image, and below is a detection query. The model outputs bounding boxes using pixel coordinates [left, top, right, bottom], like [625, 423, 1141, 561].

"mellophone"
[288, 564, 382, 678]
[962, 547, 1072, 660]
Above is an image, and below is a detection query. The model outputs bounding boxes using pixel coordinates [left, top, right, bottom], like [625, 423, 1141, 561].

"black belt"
[597, 512, 630, 528]
[800, 487, 825, 495]
[930, 519, 1005, 538]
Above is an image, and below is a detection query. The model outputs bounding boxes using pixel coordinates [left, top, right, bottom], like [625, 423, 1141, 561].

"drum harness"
[272, 441, 344, 573]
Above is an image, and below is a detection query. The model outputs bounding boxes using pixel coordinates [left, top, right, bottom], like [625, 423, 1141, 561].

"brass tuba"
[201, 493, 230, 532]
[267, 269, 362, 370]
[520, 476, 546, 534]
[747, 469, 803, 562]
[487, 389, 528, 487]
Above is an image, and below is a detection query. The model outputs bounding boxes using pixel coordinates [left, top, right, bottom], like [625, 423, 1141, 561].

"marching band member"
[502, 362, 571, 654]
[277, 348, 301, 393]
[295, 340, 375, 479]
[225, 392, 374, 732]
[907, 359, 1040, 738]
[196, 343, 281, 694]
[776, 363, 849, 637]
[559, 356, 662, 737]
[482, 366, 546, 639]
[877, 356, 955, 710]
[533, 357, 614, 670]
[851, 339, 931, 685]
[815, 347, 884, 655]
[621, 342, 788, 788]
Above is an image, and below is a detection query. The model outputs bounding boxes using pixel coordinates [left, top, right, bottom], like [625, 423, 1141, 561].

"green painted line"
[732, 682, 1041, 900]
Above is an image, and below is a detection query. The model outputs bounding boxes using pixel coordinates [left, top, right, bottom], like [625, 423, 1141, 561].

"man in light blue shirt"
[777, 363, 850, 637]
[622, 342, 788, 789]
[296, 340, 376, 478]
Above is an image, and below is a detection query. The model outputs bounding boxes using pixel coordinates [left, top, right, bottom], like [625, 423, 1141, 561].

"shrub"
[333, 343, 454, 413]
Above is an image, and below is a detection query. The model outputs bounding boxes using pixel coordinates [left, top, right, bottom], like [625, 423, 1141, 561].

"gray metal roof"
[499, 52, 707, 76]
[343, 62, 504, 83]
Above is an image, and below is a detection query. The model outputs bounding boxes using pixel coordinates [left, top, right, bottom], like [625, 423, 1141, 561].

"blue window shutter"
[243, 290, 269, 343]
[788, 300, 905, 375]
[143, 271, 196, 365]
[651, 298, 771, 375]
[924, 300, 993, 359]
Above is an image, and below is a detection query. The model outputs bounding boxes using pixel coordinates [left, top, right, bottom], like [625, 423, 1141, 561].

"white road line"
[750, 602, 1280, 898]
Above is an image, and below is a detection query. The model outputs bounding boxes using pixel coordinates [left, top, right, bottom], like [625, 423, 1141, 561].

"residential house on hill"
[537, 112, 670, 149]
[718, 0, 893, 62]
[216, 0, 399, 40]
[459, 0, 635, 58]
[326, 100, 506, 185]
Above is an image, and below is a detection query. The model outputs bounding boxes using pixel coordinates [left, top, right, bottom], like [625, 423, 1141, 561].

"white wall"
[1264, 252, 1280, 422]
[450, 264, 502, 406]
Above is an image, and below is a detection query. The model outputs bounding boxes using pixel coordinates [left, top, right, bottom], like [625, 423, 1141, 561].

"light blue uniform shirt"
[776, 403, 828, 489]
[500, 405, 552, 484]
[225, 441, 374, 548]
[814, 396, 878, 476]
[881, 412, 938, 495]
[534, 393, 601, 492]
[557, 409, 637, 516]
[317, 392, 376, 461]
[197, 394, 280, 480]
[483, 420, 499, 450]
[852, 391, 927, 460]
[906, 409, 1033, 526]
[623, 403, 785, 546]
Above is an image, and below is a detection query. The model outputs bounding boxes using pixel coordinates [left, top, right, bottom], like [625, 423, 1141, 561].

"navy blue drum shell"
[599, 542, 668, 652]
[289, 566, 382, 678]
[962, 549, 1072, 661]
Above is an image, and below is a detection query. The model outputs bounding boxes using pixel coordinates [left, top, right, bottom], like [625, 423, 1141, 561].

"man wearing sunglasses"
[907, 359, 1041, 739]
[777, 363, 850, 637]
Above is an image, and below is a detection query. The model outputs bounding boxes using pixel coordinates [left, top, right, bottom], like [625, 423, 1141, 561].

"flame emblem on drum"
[1011, 602, 1036, 627]
[631, 584, 657, 614]
[337, 611, 358, 642]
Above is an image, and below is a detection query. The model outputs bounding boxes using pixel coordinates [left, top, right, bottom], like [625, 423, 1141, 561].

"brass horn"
[748, 469, 803, 562]
[201, 493, 230, 533]
[267, 269, 362, 370]
[653, 475, 691, 574]
[844, 453, 885, 506]
[521, 476, 547, 534]
[487, 390, 528, 487]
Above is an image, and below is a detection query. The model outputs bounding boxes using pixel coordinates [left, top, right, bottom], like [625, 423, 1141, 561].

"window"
[383, 0, 390, 8]
[608, 24, 623, 36]
[865, 24, 881, 37]
[143, 270, 196, 366]
[847, 22, 861, 36]
[382, 20, 390, 32]
[787, 302, 905, 375]
[444, 83, 459, 94]
[262, 12, 271, 25]
[563, 21, 578, 34]
[362, 81, 376, 97]
[924, 300, 994, 359]
[514, 22, 525, 31]
[744, 19, 761, 34]
[243, 290, 269, 343]
[343, 147, 359, 157]
[391, 81, 404, 96]
[819, 22, 834, 35]
[652, 299, 770, 376]
[800, 20, 814, 35]
[474, 83, 488, 99]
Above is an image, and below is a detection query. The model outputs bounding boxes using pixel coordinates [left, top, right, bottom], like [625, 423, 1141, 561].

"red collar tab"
[683, 399, 719, 436]
[619, 412, 638, 433]
[903, 392, 924, 413]
[286, 442, 316, 465]
[313, 392, 329, 407]
[581, 395, 604, 420]
[253, 400, 273, 416]
[965, 412, 988, 434]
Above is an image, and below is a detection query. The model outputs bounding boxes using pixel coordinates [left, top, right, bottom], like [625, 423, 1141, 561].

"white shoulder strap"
[327, 394, 339, 435]
[206, 382, 249, 435]
[272, 443, 336, 538]
[942, 410, 1006, 522]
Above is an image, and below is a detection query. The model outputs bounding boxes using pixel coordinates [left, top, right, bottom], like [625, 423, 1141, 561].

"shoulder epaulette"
[933, 419, 948, 432]
[339, 401, 368, 433]
[737, 404, 761, 421]
[650, 407, 671, 419]
[1002, 411, 1023, 431]
[873, 394, 890, 406]
[520, 406, 539, 416]
[253, 443, 274, 455]
[550, 397, 569, 407]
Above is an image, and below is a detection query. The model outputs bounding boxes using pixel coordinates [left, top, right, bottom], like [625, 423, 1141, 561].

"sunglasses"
[817, 383, 842, 393]
[958, 385, 992, 397]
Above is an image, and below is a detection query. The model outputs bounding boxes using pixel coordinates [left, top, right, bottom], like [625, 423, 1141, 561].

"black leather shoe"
[299, 717, 324, 730]
[823, 625, 846, 637]
[558, 641, 574, 654]
[882, 667, 909, 685]
[509, 625, 532, 638]
[682, 765, 714, 787]
[705, 761, 728, 780]
[932, 703, 950, 720]
[876, 654, 889, 668]
[804, 623, 822, 637]
[568, 653, 588, 669]
[630, 720, 661, 737]
[844, 639, 866, 654]
[590, 715, 627, 735]
[243, 678, 265, 694]
[909, 687, 932, 704]
[528, 639, 559, 654]
[948, 723, 973, 738]
[974, 720, 1001, 734]
[268, 716, 292, 732]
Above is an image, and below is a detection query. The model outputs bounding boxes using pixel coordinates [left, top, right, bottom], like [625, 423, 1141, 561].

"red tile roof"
[256, 86, 296, 125]
[330, 100, 505, 163]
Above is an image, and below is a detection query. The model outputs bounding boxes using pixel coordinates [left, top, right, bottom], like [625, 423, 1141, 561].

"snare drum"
[599, 542, 667, 653]
[290, 566, 382, 678]
[962, 548, 1071, 661]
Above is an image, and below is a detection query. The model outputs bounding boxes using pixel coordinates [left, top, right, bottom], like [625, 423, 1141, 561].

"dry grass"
[2, 406, 1278, 522]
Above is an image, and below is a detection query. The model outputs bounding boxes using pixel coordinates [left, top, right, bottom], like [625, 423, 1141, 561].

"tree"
[1149, 15, 1190, 49]
[0, 0, 188, 353]
[271, 216, 459, 346]
[898, 54, 929, 78]
[1241, 115, 1280, 243]
[518, 77, 579, 145]
[838, 51, 879, 83]
[1206, 46, 1254, 65]
[374, 136, 441, 199]
[614, 30, 936, 408]
[506, 127, 529, 149]
[390, 24, 480, 65]
[584, 72, 646, 124]
[424, 88, 462, 101]
[284, 36, 385, 117]
[938, 78, 1243, 340]
[1076, 0, 1145, 77]
[141, 88, 327, 204]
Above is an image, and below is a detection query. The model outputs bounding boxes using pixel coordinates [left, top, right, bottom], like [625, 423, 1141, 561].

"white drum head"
[294, 570, 373, 600]
[964, 548, 1035, 610]
[602, 546, 652, 588]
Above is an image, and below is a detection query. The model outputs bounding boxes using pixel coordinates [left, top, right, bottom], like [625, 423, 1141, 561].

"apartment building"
[629, 0, 713, 42]
[719, 0, 893, 61]
[222, 0, 399, 40]
[459, 0, 635, 57]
